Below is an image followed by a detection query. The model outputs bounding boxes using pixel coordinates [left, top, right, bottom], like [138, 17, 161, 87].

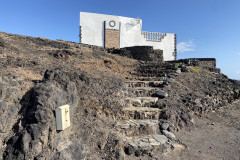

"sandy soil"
[167, 100, 240, 160]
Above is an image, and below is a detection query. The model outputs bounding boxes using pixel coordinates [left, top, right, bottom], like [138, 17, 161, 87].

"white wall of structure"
[80, 12, 176, 61]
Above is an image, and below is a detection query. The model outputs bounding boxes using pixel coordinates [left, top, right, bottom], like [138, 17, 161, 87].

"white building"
[79, 12, 177, 61]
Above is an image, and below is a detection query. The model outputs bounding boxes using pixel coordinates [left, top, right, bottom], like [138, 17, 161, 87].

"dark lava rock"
[135, 150, 143, 157]
[110, 46, 163, 62]
[3, 69, 80, 160]
[159, 107, 193, 131]
[124, 145, 135, 155]
[156, 90, 168, 98]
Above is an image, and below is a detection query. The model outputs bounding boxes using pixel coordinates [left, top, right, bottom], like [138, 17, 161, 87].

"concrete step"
[115, 120, 159, 136]
[120, 107, 161, 120]
[126, 97, 158, 107]
[127, 87, 158, 97]
[123, 134, 169, 155]
[126, 80, 164, 88]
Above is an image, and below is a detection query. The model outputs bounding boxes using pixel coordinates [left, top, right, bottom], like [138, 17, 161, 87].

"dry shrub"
[11, 68, 42, 81]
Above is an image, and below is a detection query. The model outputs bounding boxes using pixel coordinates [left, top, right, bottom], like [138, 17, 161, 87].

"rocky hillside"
[0, 31, 239, 160]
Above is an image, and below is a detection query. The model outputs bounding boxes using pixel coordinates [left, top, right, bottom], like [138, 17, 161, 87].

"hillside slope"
[0, 32, 239, 160]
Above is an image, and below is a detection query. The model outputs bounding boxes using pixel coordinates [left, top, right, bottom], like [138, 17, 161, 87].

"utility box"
[55, 104, 70, 130]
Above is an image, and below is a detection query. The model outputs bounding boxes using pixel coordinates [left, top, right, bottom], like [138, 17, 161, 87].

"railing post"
[141, 31, 166, 41]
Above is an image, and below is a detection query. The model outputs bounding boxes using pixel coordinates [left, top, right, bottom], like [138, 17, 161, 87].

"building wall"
[80, 12, 176, 61]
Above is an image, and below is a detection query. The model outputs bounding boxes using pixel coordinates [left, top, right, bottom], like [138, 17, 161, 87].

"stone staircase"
[114, 61, 183, 157]
[135, 61, 176, 77]
[118, 79, 166, 156]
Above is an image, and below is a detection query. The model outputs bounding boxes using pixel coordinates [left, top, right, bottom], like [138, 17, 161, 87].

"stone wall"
[109, 46, 163, 62]
[105, 29, 120, 48]
[191, 58, 216, 68]
[168, 58, 221, 73]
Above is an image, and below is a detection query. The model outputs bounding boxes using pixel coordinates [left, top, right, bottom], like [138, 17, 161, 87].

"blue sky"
[1, 0, 240, 79]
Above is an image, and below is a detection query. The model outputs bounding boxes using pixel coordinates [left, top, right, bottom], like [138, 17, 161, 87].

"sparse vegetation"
[193, 66, 201, 73]
[174, 62, 183, 68]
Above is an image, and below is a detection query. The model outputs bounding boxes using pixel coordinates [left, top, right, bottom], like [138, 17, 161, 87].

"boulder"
[124, 145, 135, 155]
[176, 68, 181, 74]
[137, 141, 150, 148]
[160, 122, 169, 130]
[162, 130, 176, 140]
[156, 90, 168, 98]
[153, 134, 168, 144]
[167, 78, 175, 83]
[135, 150, 143, 157]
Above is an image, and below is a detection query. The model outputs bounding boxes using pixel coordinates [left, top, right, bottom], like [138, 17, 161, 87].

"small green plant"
[193, 66, 201, 73]
[174, 62, 182, 68]
[203, 69, 211, 73]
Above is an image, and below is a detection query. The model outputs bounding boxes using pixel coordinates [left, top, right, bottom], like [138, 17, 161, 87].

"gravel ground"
[165, 100, 240, 160]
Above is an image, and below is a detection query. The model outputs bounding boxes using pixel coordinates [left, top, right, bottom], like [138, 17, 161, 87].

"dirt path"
[170, 100, 240, 160]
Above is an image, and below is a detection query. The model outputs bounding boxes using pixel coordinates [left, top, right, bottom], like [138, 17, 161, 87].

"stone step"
[115, 120, 159, 136]
[126, 80, 164, 88]
[123, 134, 169, 156]
[127, 87, 158, 97]
[136, 77, 162, 81]
[120, 107, 161, 120]
[138, 69, 176, 74]
[134, 70, 176, 77]
[126, 97, 158, 107]
[137, 73, 167, 78]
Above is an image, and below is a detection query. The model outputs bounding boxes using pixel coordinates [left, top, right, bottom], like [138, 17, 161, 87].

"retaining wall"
[168, 58, 221, 73]
[110, 46, 163, 62]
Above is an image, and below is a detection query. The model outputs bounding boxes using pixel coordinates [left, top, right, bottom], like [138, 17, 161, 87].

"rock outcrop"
[0, 31, 240, 160]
